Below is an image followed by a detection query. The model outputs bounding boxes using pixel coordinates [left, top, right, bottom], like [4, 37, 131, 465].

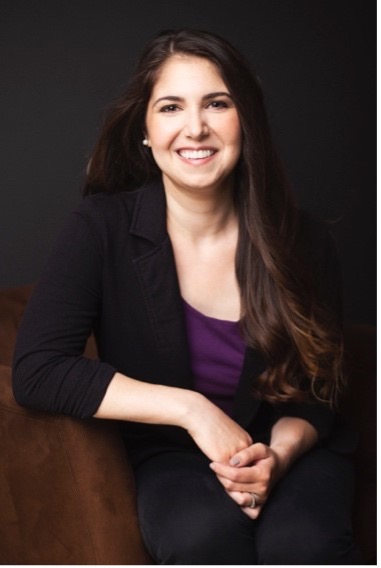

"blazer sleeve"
[270, 213, 343, 442]
[12, 202, 117, 418]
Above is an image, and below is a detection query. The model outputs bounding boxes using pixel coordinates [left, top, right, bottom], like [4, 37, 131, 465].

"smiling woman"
[13, 28, 362, 564]
[143, 54, 243, 321]
[144, 56, 242, 200]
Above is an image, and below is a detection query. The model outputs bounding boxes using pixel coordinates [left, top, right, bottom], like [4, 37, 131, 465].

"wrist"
[269, 442, 294, 478]
[269, 417, 318, 475]
[175, 389, 208, 430]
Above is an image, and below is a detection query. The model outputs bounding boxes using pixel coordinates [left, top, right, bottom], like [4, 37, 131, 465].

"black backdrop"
[1, 0, 376, 325]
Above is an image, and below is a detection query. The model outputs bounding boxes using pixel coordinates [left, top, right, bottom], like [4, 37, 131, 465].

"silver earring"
[142, 138, 149, 146]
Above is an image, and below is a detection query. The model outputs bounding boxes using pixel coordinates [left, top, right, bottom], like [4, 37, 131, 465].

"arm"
[210, 416, 318, 518]
[94, 371, 253, 463]
[14, 270, 252, 461]
[269, 416, 318, 473]
[12, 206, 117, 417]
[13, 201, 252, 462]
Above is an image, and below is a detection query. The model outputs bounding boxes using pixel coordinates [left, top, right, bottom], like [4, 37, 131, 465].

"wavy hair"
[84, 28, 343, 407]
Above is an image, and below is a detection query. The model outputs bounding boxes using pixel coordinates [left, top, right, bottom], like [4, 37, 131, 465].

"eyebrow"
[153, 91, 233, 107]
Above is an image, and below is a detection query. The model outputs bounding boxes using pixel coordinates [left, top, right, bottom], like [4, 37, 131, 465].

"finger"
[225, 490, 263, 520]
[214, 472, 261, 494]
[241, 504, 262, 519]
[209, 461, 257, 482]
[226, 490, 261, 509]
[225, 489, 249, 507]
[229, 443, 270, 467]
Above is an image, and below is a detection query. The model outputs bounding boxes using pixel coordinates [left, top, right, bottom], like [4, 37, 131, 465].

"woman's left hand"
[209, 442, 286, 519]
[210, 418, 319, 518]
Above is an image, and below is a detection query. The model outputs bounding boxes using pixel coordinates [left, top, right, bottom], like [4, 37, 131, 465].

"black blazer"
[13, 181, 348, 465]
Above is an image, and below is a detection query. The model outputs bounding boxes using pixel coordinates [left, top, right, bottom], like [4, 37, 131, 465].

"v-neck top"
[182, 299, 246, 416]
[13, 184, 338, 450]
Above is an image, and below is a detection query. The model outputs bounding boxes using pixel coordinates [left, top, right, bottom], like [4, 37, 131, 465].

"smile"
[177, 149, 216, 160]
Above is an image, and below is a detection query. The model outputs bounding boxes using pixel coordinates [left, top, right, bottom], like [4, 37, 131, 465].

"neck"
[164, 180, 237, 241]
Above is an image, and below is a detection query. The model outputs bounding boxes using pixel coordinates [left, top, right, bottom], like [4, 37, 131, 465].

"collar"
[129, 179, 168, 245]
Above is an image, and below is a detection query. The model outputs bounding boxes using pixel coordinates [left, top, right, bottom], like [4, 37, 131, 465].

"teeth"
[179, 149, 214, 159]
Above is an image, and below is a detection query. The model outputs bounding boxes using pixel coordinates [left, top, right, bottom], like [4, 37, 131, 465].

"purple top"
[182, 300, 246, 416]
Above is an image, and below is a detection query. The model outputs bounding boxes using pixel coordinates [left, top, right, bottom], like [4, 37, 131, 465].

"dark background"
[1, 0, 376, 325]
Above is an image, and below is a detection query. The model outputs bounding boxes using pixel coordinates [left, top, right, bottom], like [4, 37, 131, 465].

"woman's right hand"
[95, 373, 251, 463]
[182, 392, 252, 463]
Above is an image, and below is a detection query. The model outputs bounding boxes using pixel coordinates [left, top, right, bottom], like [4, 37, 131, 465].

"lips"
[177, 149, 216, 160]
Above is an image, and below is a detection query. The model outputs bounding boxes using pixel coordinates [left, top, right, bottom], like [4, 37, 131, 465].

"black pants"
[134, 448, 362, 565]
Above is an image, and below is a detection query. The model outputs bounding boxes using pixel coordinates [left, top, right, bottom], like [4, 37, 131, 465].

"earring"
[142, 138, 149, 146]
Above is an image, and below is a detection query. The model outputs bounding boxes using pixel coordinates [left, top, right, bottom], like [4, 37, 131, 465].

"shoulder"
[74, 189, 139, 227]
[72, 180, 165, 235]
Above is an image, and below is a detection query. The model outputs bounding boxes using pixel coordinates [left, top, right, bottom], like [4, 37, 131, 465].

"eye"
[206, 100, 230, 110]
[159, 104, 181, 113]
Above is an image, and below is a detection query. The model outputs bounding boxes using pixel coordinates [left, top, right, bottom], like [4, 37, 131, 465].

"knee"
[147, 509, 254, 564]
[257, 522, 358, 565]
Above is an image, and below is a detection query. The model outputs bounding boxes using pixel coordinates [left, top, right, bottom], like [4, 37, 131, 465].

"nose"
[184, 109, 209, 140]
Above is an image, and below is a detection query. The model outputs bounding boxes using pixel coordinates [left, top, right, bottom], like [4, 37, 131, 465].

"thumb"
[229, 443, 269, 467]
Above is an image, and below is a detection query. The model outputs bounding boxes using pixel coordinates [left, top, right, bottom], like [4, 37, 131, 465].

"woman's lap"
[254, 447, 362, 564]
[133, 448, 362, 565]
[135, 451, 255, 564]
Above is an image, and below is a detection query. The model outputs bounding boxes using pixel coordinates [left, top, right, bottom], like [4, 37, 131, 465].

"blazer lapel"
[129, 181, 193, 389]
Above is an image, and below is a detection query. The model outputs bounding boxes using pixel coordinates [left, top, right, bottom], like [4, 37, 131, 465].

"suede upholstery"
[0, 285, 376, 564]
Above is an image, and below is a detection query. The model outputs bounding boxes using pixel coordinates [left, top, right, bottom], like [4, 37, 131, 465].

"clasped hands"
[186, 396, 286, 519]
[209, 442, 283, 519]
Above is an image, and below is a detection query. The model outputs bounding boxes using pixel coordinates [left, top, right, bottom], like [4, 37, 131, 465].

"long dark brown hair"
[84, 28, 343, 406]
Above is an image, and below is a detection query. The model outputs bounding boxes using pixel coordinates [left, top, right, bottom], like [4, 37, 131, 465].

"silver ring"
[249, 493, 257, 509]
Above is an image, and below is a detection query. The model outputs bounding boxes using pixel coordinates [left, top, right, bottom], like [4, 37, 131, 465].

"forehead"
[150, 55, 227, 95]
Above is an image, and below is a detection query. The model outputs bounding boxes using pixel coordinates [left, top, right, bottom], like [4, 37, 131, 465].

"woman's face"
[145, 55, 242, 196]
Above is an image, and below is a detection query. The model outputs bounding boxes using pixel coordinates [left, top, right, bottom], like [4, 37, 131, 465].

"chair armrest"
[0, 364, 152, 564]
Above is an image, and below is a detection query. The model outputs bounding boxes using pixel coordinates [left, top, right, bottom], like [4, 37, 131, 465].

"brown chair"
[0, 285, 376, 564]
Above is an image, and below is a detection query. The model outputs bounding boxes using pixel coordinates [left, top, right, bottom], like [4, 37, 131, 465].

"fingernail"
[230, 457, 240, 466]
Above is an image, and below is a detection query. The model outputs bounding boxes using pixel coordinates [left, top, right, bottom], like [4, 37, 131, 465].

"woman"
[13, 29, 361, 564]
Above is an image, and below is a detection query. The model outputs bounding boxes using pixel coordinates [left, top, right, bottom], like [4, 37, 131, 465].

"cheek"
[226, 116, 242, 147]
[212, 114, 242, 149]
[148, 118, 179, 148]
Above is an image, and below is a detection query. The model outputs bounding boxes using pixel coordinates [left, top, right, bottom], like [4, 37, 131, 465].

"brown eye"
[160, 104, 180, 113]
[207, 100, 229, 109]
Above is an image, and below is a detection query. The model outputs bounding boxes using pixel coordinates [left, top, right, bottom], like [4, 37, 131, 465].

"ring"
[249, 492, 257, 509]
